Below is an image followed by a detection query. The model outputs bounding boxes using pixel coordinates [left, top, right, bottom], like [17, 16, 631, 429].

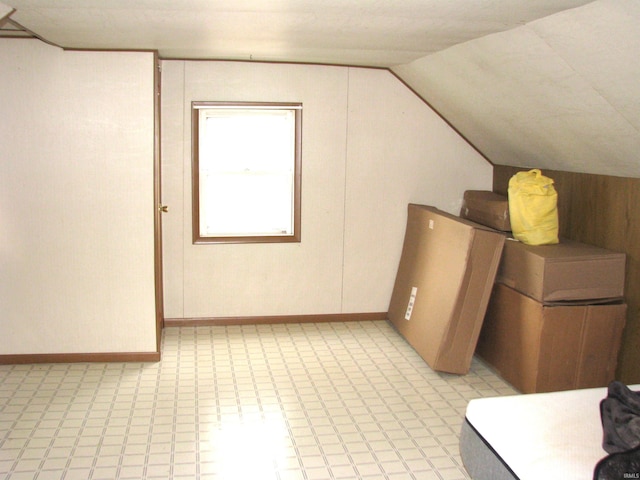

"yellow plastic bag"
[508, 169, 559, 245]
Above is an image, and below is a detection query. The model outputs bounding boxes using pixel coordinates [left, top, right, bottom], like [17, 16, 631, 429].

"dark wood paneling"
[494, 165, 640, 384]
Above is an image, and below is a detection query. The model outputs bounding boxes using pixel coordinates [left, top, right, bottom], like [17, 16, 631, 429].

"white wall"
[161, 61, 493, 319]
[0, 40, 157, 354]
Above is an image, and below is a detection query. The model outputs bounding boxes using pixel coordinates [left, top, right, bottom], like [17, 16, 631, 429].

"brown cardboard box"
[477, 283, 626, 393]
[497, 238, 626, 303]
[460, 190, 511, 231]
[388, 204, 506, 374]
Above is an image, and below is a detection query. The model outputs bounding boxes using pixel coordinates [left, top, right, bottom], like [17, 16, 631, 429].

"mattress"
[460, 385, 640, 480]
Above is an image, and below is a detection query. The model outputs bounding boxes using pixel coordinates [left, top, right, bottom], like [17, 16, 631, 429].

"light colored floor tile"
[0, 320, 516, 479]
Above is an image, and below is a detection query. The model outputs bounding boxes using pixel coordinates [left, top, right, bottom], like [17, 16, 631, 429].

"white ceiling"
[3, 0, 639, 178]
[3, 0, 593, 66]
[393, 0, 640, 178]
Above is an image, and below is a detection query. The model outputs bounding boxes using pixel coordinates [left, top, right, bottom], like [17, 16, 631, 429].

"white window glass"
[192, 103, 301, 243]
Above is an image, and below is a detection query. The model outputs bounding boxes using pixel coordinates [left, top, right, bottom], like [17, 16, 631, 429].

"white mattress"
[463, 385, 640, 480]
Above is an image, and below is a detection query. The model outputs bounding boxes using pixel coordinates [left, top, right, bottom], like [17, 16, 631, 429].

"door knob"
[159, 205, 169, 213]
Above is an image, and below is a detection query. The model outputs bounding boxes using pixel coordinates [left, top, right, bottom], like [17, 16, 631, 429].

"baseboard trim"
[163, 312, 389, 327]
[0, 313, 390, 364]
[0, 351, 161, 365]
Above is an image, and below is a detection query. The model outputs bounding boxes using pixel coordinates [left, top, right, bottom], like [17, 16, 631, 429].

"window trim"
[191, 101, 302, 245]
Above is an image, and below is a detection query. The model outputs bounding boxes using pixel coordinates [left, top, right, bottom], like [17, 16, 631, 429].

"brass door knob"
[159, 205, 169, 213]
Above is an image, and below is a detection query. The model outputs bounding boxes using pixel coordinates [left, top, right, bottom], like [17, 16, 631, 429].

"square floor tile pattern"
[0, 321, 516, 479]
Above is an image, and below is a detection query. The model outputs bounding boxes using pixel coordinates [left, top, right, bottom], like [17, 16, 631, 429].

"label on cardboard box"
[405, 287, 418, 320]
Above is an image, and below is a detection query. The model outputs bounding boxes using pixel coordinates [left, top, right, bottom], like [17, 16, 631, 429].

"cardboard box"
[497, 238, 626, 303]
[460, 190, 511, 231]
[388, 204, 506, 374]
[477, 283, 626, 393]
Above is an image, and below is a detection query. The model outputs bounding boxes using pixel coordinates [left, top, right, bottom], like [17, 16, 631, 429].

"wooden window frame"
[191, 101, 302, 244]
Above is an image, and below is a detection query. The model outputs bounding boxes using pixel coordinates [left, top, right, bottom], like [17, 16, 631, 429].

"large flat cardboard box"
[388, 204, 506, 374]
[477, 283, 626, 393]
[497, 238, 626, 303]
[460, 190, 511, 231]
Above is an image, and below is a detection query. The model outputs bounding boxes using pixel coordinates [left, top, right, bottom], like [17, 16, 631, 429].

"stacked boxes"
[464, 191, 627, 393]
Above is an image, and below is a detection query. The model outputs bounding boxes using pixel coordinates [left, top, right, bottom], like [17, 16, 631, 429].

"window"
[192, 102, 302, 244]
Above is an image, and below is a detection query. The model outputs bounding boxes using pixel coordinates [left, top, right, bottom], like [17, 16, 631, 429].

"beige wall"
[0, 40, 157, 354]
[161, 61, 493, 319]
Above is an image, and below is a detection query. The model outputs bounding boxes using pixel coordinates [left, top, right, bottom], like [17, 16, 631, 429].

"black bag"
[601, 382, 640, 454]
[594, 382, 640, 480]
[593, 444, 640, 480]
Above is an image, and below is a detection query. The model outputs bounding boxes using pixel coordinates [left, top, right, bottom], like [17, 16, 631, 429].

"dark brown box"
[460, 190, 511, 231]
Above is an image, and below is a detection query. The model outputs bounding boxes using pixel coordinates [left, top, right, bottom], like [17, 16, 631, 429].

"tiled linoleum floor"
[0, 321, 516, 480]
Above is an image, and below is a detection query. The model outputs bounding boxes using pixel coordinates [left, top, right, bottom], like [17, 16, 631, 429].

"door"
[154, 54, 166, 354]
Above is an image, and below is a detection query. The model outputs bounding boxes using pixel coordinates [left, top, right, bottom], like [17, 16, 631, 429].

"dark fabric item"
[593, 444, 640, 480]
[601, 382, 640, 454]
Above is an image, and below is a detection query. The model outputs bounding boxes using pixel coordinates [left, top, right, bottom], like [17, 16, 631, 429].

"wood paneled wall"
[493, 165, 640, 384]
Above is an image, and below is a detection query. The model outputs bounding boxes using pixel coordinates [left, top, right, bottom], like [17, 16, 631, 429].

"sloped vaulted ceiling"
[3, 0, 639, 178]
[393, 0, 640, 178]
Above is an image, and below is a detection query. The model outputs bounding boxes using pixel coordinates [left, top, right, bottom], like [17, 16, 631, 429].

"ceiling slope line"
[0, 6, 14, 28]
[387, 69, 494, 167]
[3, 18, 57, 46]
